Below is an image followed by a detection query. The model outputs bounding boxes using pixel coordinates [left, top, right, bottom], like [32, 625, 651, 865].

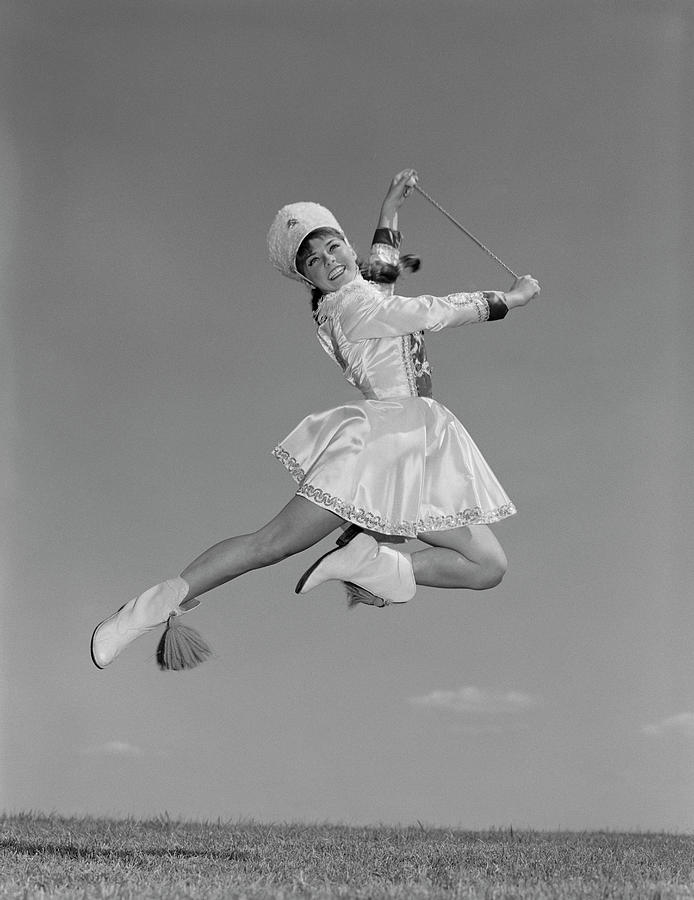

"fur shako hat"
[267, 202, 348, 284]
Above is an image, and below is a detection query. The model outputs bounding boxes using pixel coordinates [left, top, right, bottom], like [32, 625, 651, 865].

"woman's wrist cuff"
[483, 292, 510, 320]
[372, 227, 402, 249]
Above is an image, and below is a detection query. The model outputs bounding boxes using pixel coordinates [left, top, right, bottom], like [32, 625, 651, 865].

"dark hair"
[296, 227, 421, 319]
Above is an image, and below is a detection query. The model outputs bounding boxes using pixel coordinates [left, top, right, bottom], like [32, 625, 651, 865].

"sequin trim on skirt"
[272, 446, 516, 537]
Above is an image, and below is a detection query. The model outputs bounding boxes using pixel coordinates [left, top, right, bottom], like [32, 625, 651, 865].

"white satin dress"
[273, 245, 516, 538]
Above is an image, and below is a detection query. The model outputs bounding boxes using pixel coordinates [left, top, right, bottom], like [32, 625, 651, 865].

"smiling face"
[297, 230, 358, 293]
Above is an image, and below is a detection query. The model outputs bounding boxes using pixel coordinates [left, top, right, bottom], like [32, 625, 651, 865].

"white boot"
[295, 533, 415, 605]
[91, 577, 193, 669]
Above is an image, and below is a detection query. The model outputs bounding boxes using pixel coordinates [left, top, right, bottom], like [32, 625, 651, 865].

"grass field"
[1, 813, 692, 899]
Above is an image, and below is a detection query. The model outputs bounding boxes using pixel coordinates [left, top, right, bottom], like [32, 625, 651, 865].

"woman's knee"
[478, 546, 508, 589]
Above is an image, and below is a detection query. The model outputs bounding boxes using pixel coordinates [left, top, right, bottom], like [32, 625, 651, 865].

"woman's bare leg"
[411, 524, 507, 590]
[180, 496, 344, 600]
[91, 497, 344, 669]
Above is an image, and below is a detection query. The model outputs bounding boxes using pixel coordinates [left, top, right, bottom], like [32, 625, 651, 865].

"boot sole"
[295, 528, 386, 606]
[295, 546, 341, 594]
[90, 621, 107, 670]
[295, 526, 364, 594]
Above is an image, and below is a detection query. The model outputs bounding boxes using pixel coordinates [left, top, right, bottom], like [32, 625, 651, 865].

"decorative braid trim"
[447, 291, 489, 322]
[272, 446, 516, 537]
[400, 335, 418, 396]
[273, 446, 305, 481]
[471, 291, 490, 321]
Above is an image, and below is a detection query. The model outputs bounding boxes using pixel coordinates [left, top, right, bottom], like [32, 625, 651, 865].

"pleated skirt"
[273, 397, 516, 537]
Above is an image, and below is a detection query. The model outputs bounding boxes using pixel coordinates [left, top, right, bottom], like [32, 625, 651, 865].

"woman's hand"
[383, 168, 419, 209]
[503, 275, 541, 309]
[377, 168, 418, 231]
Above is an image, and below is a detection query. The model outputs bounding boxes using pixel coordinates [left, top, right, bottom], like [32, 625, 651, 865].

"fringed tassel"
[156, 615, 212, 670]
[344, 581, 388, 609]
[365, 253, 421, 285]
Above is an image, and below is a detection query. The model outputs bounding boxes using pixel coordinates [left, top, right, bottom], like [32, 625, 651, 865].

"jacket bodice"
[315, 274, 507, 401]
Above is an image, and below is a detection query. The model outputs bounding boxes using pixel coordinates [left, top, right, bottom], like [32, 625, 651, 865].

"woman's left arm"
[375, 168, 418, 233]
[370, 169, 419, 288]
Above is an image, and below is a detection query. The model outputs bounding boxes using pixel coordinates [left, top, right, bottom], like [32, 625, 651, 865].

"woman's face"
[300, 233, 358, 293]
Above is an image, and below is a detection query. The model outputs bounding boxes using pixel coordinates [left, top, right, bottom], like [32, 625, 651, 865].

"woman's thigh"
[255, 495, 344, 559]
[417, 523, 506, 566]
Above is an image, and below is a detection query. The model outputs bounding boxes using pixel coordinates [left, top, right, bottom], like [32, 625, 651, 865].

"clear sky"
[1, 0, 693, 831]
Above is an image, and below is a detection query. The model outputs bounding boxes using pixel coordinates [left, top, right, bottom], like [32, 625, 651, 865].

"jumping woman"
[91, 169, 540, 669]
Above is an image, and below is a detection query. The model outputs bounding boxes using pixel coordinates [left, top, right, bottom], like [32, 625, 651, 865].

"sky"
[1, 0, 693, 832]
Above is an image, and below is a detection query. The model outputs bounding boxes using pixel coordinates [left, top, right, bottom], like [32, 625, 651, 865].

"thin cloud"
[409, 685, 539, 715]
[80, 740, 144, 757]
[642, 712, 694, 738]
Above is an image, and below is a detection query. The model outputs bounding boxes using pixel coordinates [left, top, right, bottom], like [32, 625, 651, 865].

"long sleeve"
[341, 289, 508, 342]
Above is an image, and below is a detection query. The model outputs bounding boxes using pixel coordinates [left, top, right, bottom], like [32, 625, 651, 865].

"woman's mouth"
[328, 265, 346, 281]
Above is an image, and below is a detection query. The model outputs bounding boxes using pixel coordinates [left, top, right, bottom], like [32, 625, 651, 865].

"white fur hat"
[267, 202, 347, 283]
